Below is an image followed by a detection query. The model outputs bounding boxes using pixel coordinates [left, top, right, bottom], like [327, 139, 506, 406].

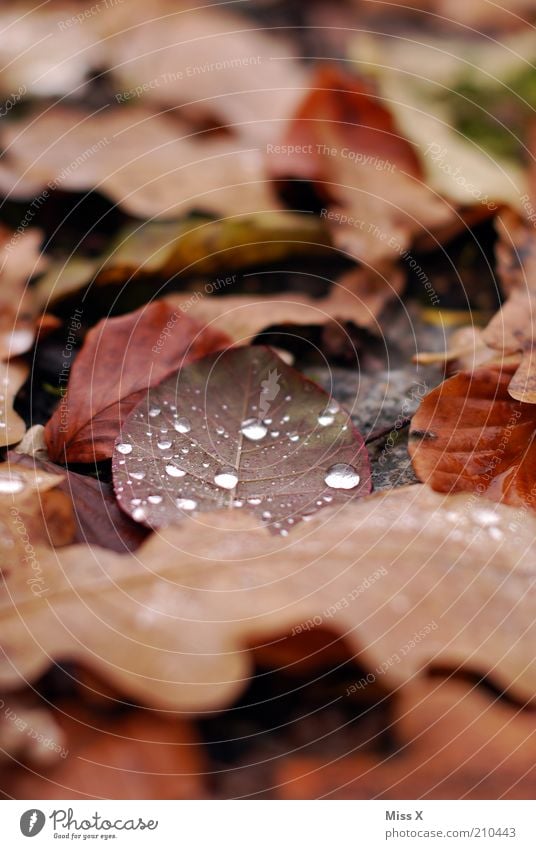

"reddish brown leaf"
[112, 346, 371, 532]
[44, 301, 230, 463]
[409, 366, 536, 507]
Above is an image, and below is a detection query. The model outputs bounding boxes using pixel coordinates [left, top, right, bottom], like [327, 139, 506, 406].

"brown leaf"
[0, 360, 28, 447]
[0, 704, 208, 800]
[0, 226, 47, 361]
[276, 678, 536, 799]
[1, 485, 535, 711]
[0, 461, 75, 570]
[269, 65, 454, 268]
[112, 346, 371, 531]
[409, 366, 536, 507]
[9, 452, 149, 554]
[0, 105, 278, 221]
[44, 300, 230, 463]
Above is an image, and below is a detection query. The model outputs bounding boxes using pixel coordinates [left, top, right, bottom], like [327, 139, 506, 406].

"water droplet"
[270, 430, 280, 438]
[130, 470, 146, 480]
[282, 414, 290, 423]
[116, 442, 132, 455]
[176, 497, 197, 511]
[288, 432, 299, 442]
[247, 496, 262, 505]
[157, 439, 172, 450]
[214, 470, 238, 490]
[148, 494, 163, 504]
[174, 417, 191, 434]
[262, 510, 272, 520]
[0, 474, 24, 494]
[233, 499, 244, 507]
[240, 418, 268, 441]
[324, 463, 361, 490]
[280, 528, 289, 537]
[148, 406, 161, 418]
[318, 410, 335, 426]
[216, 425, 225, 435]
[132, 506, 146, 521]
[165, 464, 186, 478]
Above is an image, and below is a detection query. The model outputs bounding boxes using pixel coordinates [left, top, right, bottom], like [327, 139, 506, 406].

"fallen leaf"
[0, 226, 47, 361]
[0, 704, 208, 800]
[409, 366, 536, 507]
[0, 360, 28, 447]
[1, 485, 536, 710]
[112, 346, 371, 531]
[0, 461, 75, 569]
[0, 105, 278, 221]
[269, 65, 455, 268]
[9, 452, 149, 554]
[44, 300, 230, 463]
[276, 678, 536, 799]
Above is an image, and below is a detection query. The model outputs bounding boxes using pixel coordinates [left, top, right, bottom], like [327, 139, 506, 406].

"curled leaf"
[409, 366, 536, 507]
[112, 346, 371, 531]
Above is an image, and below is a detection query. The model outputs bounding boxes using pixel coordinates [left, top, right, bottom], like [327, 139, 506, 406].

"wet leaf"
[1, 485, 535, 710]
[112, 346, 371, 531]
[44, 300, 230, 463]
[409, 366, 536, 507]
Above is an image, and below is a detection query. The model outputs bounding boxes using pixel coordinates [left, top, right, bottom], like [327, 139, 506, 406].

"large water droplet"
[116, 442, 132, 455]
[318, 410, 335, 426]
[214, 470, 238, 489]
[0, 474, 24, 494]
[324, 463, 361, 490]
[165, 464, 186, 478]
[174, 417, 191, 434]
[240, 418, 268, 441]
[176, 497, 197, 511]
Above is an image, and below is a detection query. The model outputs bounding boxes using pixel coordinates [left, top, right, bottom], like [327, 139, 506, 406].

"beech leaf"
[44, 300, 230, 463]
[409, 366, 536, 507]
[1, 486, 535, 710]
[112, 346, 371, 531]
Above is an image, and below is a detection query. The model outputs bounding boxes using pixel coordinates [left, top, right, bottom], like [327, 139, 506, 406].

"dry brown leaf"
[0, 461, 75, 569]
[0, 704, 208, 800]
[0, 226, 47, 361]
[1, 485, 535, 711]
[269, 65, 455, 268]
[409, 366, 536, 508]
[44, 300, 230, 463]
[276, 678, 536, 799]
[0, 360, 28, 448]
[0, 106, 278, 220]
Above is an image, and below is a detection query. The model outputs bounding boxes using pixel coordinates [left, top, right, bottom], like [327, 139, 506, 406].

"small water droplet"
[233, 499, 244, 507]
[174, 417, 191, 434]
[132, 506, 146, 521]
[130, 470, 146, 480]
[148, 494, 163, 504]
[116, 442, 132, 455]
[262, 510, 272, 519]
[157, 440, 172, 450]
[288, 432, 299, 442]
[176, 497, 197, 511]
[270, 430, 280, 438]
[214, 470, 238, 489]
[247, 496, 262, 505]
[148, 406, 161, 418]
[240, 418, 268, 441]
[165, 464, 186, 478]
[324, 463, 361, 490]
